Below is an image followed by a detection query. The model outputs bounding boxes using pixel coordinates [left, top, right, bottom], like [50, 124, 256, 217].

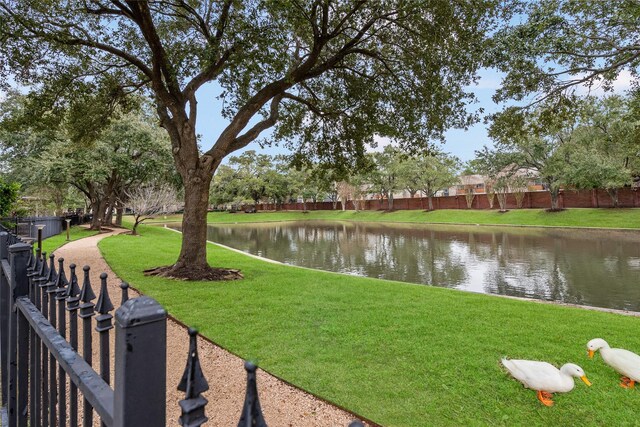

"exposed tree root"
[143, 265, 244, 281]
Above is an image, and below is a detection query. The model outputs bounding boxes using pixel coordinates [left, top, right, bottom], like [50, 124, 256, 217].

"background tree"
[562, 96, 638, 207]
[412, 153, 460, 211]
[335, 181, 356, 211]
[396, 156, 422, 199]
[367, 146, 404, 210]
[209, 165, 239, 209]
[485, 179, 496, 209]
[227, 151, 273, 209]
[460, 175, 478, 209]
[0, 0, 501, 278]
[511, 175, 529, 209]
[34, 111, 173, 229]
[300, 165, 327, 210]
[126, 184, 178, 235]
[0, 178, 19, 216]
[0, 91, 175, 224]
[264, 157, 295, 210]
[493, 175, 511, 212]
[564, 153, 632, 207]
[488, 100, 579, 210]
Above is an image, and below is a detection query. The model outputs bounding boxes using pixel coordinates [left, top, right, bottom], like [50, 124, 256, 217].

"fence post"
[113, 296, 167, 427]
[0, 232, 8, 409]
[7, 242, 31, 427]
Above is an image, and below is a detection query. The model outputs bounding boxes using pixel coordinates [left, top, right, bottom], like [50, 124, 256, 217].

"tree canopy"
[0, 91, 176, 226]
[0, 178, 19, 217]
[492, 0, 640, 104]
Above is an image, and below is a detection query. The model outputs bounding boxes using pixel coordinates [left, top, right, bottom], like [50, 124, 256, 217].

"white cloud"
[612, 69, 633, 91]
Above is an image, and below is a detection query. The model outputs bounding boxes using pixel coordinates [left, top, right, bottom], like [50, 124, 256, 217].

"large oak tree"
[1, 1, 500, 277]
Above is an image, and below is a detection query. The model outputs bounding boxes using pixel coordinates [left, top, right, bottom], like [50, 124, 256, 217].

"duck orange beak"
[581, 376, 592, 386]
[588, 350, 594, 359]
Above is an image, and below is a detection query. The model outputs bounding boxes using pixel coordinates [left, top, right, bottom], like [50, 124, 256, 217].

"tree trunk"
[428, 195, 434, 211]
[104, 202, 114, 226]
[131, 216, 141, 235]
[497, 193, 506, 211]
[606, 188, 619, 207]
[115, 203, 124, 226]
[89, 197, 107, 230]
[173, 176, 211, 271]
[549, 188, 560, 210]
[388, 193, 394, 210]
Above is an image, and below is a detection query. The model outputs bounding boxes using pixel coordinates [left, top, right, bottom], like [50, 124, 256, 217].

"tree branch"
[223, 94, 284, 155]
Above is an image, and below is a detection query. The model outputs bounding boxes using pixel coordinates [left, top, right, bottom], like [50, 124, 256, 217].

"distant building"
[449, 174, 487, 196]
[449, 168, 545, 196]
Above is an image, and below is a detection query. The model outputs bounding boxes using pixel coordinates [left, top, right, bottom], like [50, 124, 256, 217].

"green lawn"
[145, 208, 640, 229]
[41, 226, 99, 255]
[99, 224, 640, 427]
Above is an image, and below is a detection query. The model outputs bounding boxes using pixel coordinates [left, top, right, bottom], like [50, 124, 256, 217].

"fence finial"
[178, 328, 209, 397]
[66, 263, 81, 298]
[120, 281, 129, 305]
[237, 361, 267, 427]
[79, 265, 96, 303]
[95, 272, 114, 314]
[178, 328, 209, 427]
[39, 251, 47, 276]
[46, 252, 57, 283]
[27, 243, 34, 269]
[55, 257, 69, 289]
[34, 247, 42, 271]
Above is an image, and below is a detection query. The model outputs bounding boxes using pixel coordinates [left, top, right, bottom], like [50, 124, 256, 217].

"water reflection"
[174, 221, 640, 311]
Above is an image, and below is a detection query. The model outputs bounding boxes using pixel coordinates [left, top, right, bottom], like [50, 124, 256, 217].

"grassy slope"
[100, 224, 640, 427]
[41, 226, 99, 254]
[145, 208, 640, 229]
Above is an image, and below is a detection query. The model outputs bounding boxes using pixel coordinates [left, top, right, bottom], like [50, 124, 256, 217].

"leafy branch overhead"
[0, 1, 499, 170]
[492, 0, 640, 105]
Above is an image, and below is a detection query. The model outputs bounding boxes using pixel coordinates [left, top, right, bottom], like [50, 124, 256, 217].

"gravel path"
[53, 229, 361, 427]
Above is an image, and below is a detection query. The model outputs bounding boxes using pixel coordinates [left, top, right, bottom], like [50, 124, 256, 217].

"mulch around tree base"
[144, 265, 244, 281]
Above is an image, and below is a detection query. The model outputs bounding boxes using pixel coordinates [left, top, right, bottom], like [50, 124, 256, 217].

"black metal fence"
[0, 228, 366, 427]
[0, 215, 93, 241]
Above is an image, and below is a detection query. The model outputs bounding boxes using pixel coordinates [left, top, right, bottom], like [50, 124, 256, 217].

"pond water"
[171, 221, 640, 312]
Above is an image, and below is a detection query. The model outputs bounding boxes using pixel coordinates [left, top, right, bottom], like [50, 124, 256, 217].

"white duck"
[502, 358, 591, 406]
[587, 338, 640, 389]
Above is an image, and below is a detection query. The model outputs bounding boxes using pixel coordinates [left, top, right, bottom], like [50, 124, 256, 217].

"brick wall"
[254, 188, 640, 211]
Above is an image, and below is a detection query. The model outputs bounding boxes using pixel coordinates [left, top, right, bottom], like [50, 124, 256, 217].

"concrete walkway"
[53, 229, 359, 427]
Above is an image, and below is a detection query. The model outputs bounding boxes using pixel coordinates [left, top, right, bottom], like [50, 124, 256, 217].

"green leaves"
[492, 0, 640, 103]
[1, 0, 501, 170]
[0, 178, 20, 216]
